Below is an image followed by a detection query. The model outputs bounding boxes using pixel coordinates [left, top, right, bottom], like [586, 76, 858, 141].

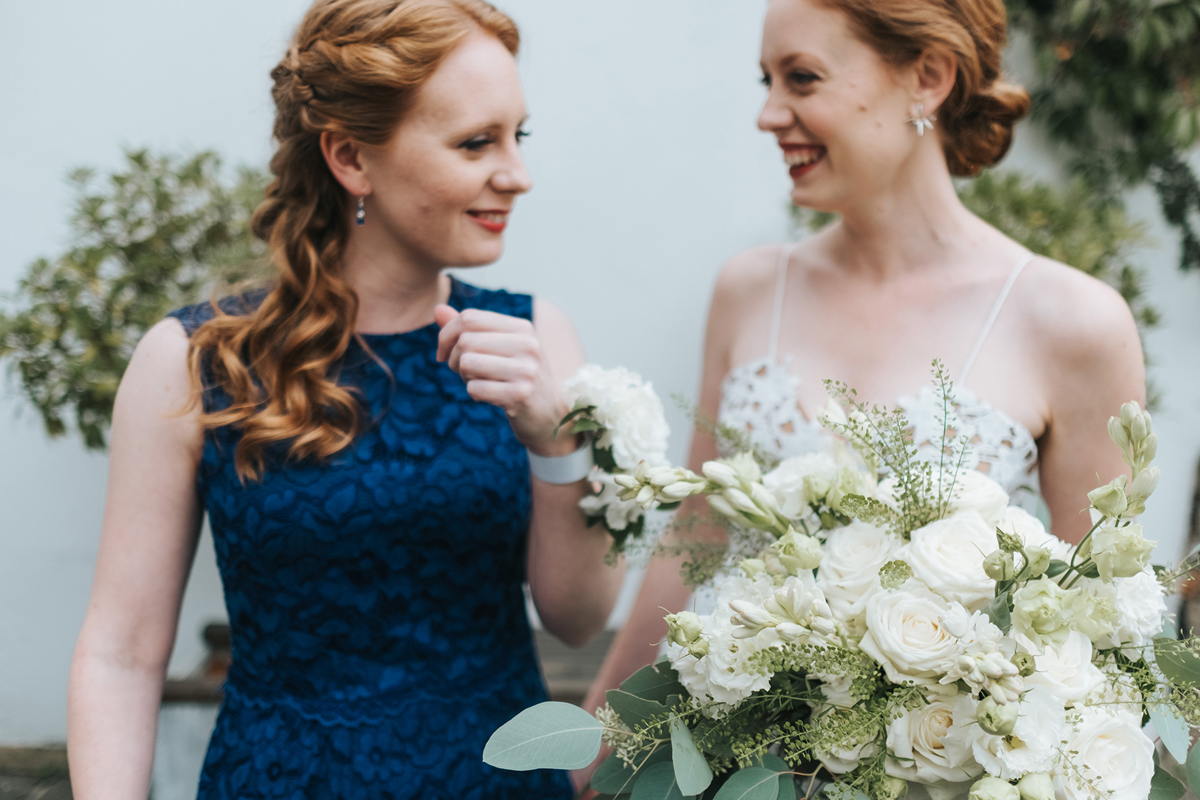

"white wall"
[1, 0, 1197, 746]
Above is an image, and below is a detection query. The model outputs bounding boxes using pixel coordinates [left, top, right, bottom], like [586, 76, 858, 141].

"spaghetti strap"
[767, 243, 798, 362]
[959, 251, 1035, 385]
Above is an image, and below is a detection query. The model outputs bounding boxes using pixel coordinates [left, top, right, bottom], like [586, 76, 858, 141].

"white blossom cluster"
[661, 402, 1171, 800]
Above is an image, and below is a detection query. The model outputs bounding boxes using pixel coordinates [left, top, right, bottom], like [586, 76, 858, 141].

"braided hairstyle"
[187, 0, 519, 481]
[816, 0, 1031, 176]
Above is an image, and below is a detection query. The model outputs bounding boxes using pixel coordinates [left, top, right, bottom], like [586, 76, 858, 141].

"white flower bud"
[969, 777, 1019, 800]
[1119, 401, 1141, 430]
[707, 494, 738, 519]
[612, 474, 639, 490]
[636, 485, 657, 508]
[665, 611, 704, 646]
[701, 461, 738, 488]
[880, 777, 909, 800]
[1024, 546, 1051, 578]
[1087, 481, 1128, 517]
[749, 482, 782, 516]
[729, 599, 777, 638]
[1016, 772, 1054, 800]
[661, 482, 697, 501]
[1129, 466, 1160, 503]
[1108, 416, 1130, 452]
[1090, 522, 1156, 580]
[740, 558, 767, 577]
[725, 488, 761, 516]
[983, 550, 1015, 581]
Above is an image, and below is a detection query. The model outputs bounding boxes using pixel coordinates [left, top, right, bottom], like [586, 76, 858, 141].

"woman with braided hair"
[66, 1, 620, 797]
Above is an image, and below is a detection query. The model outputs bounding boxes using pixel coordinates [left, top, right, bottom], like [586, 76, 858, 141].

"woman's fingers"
[463, 379, 532, 409]
[456, 352, 537, 384]
[446, 332, 539, 372]
[436, 306, 532, 363]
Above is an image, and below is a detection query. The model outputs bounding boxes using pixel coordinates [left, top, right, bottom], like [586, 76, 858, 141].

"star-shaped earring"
[908, 102, 937, 137]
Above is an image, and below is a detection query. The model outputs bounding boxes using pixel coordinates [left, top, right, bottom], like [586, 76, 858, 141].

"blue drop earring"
[356, 196, 366, 227]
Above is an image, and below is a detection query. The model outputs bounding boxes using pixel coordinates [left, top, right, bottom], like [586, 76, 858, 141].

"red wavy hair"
[187, 0, 519, 481]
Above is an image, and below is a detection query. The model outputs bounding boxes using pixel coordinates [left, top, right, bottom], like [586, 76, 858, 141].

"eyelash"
[760, 72, 818, 89]
[462, 129, 531, 151]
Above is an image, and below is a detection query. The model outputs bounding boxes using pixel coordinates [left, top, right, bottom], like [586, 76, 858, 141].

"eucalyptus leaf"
[592, 744, 671, 795]
[1156, 638, 1200, 688]
[1187, 742, 1200, 797]
[482, 702, 602, 771]
[1151, 765, 1186, 800]
[983, 592, 1011, 631]
[713, 767, 781, 800]
[622, 663, 687, 704]
[631, 761, 693, 800]
[753, 754, 795, 800]
[607, 689, 669, 730]
[1151, 703, 1191, 764]
[670, 717, 713, 796]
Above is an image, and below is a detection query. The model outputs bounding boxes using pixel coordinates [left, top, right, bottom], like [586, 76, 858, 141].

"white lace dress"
[692, 245, 1042, 614]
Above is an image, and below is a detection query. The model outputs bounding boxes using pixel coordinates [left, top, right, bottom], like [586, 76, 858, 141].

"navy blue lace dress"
[169, 279, 573, 800]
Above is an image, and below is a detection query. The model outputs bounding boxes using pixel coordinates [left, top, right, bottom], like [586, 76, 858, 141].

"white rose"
[1053, 709, 1153, 800]
[816, 521, 901, 627]
[860, 586, 962, 685]
[946, 687, 1065, 780]
[886, 692, 982, 789]
[904, 512, 998, 611]
[1021, 630, 1105, 708]
[946, 470, 1010, 527]
[763, 453, 841, 518]
[995, 507, 1073, 563]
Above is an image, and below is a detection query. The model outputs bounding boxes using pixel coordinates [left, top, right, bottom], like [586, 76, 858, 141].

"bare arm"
[1036, 272, 1146, 544]
[67, 319, 205, 799]
[435, 299, 623, 647]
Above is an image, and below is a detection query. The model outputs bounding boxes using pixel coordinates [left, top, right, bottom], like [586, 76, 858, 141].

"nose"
[757, 87, 794, 133]
[493, 144, 533, 195]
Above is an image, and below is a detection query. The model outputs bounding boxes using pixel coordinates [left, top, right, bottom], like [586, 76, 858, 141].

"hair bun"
[945, 79, 1032, 177]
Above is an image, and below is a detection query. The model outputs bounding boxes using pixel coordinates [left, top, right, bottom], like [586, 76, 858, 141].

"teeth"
[473, 212, 507, 224]
[784, 149, 823, 167]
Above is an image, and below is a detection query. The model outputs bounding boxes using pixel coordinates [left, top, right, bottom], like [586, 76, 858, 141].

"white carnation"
[859, 586, 961, 685]
[1021, 630, 1105, 708]
[903, 512, 998, 611]
[885, 691, 982, 791]
[1099, 569, 1168, 652]
[946, 687, 1065, 780]
[945, 470, 1009, 527]
[562, 365, 669, 469]
[816, 521, 900, 630]
[1053, 708, 1153, 800]
[762, 453, 840, 518]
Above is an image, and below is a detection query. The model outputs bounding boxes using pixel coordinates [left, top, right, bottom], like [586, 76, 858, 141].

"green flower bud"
[879, 776, 909, 800]
[1017, 772, 1054, 800]
[772, 530, 823, 573]
[665, 611, 704, 647]
[1011, 651, 1036, 678]
[969, 777, 1019, 800]
[1024, 546, 1051, 579]
[983, 550, 1016, 582]
[687, 638, 710, 658]
[1087, 481, 1128, 518]
[976, 695, 1019, 736]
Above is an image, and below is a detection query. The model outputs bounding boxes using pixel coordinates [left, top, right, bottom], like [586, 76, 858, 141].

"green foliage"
[480, 701, 603, 771]
[1006, 0, 1200, 271]
[0, 149, 269, 448]
[959, 172, 1160, 329]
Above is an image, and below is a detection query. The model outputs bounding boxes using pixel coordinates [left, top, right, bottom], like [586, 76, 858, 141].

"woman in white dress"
[579, 0, 1144, 782]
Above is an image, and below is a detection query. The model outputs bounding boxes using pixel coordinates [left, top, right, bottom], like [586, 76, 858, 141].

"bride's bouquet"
[487, 365, 1200, 800]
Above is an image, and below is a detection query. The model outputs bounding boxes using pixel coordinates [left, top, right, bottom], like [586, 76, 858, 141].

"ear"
[913, 49, 958, 115]
[320, 131, 372, 197]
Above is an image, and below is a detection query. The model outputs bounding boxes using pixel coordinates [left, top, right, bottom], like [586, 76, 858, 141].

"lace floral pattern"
[717, 356, 1040, 510]
[169, 279, 572, 800]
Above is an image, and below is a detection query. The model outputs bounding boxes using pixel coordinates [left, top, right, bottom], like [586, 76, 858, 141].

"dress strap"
[768, 243, 798, 362]
[959, 251, 1035, 385]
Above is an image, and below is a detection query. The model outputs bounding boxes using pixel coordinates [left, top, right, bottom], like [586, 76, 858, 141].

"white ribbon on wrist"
[527, 441, 594, 484]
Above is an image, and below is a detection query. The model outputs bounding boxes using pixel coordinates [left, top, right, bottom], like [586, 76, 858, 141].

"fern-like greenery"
[0, 149, 269, 448]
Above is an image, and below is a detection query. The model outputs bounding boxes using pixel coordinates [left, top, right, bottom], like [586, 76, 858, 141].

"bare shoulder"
[712, 244, 785, 308]
[532, 297, 576, 335]
[1015, 256, 1140, 358]
[112, 317, 202, 447]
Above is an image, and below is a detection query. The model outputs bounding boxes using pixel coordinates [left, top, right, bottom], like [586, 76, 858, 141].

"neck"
[825, 146, 983, 280]
[340, 218, 450, 334]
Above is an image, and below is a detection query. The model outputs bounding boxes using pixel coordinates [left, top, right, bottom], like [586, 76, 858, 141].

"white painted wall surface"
[1, 0, 1198, 747]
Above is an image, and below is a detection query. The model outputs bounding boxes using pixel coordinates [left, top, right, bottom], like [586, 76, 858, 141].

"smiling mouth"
[467, 210, 509, 232]
[783, 147, 826, 170]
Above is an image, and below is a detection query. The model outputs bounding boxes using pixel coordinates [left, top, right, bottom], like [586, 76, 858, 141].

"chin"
[790, 188, 839, 217]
